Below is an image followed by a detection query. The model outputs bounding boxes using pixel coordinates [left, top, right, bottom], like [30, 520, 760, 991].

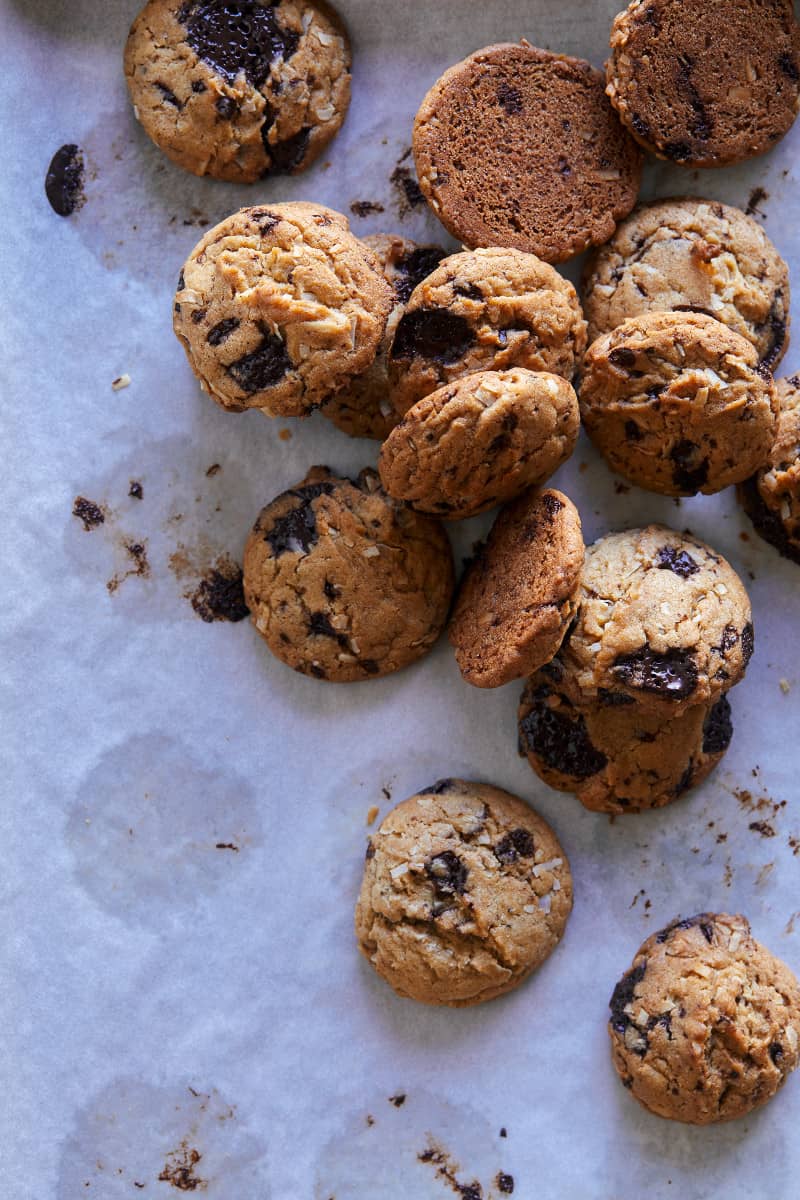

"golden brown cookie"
[449, 489, 584, 689]
[124, 0, 351, 182]
[321, 234, 447, 440]
[412, 41, 642, 263]
[606, 0, 800, 168]
[580, 311, 778, 496]
[173, 203, 394, 417]
[388, 247, 587, 416]
[738, 374, 800, 564]
[609, 913, 800, 1124]
[582, 197, 791, 370]
[378, 369, 579, 520]
[242, 467, 455, 682]
[355, 778, 572, 1006]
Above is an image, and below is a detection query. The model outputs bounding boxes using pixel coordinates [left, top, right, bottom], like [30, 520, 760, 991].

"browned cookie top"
[413, 41, 642, 263]
[606, 0, 800, 168]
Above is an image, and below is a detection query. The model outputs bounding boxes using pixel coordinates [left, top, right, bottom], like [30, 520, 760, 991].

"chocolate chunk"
[215, 95, 238, 119]
[597, 688, 636, 707]
[425, 850, 468, 896]
[390, 165, 425, 211]
[191, 308, 207, 324]
[251, 207, 280, 233]
[72, 496, 105, 531]
[778, 53, 799, 83]
[655, 545, 699, 578]
[670, 440, 709, 493]
[323, 579, 339, 600]
[207, 317, 240, 345]
[391, 308, 473, 364]
[191, 79, 207, 93]
[625, 419, 642, 441]
[675, 762, 694, 796]
[226, 323, 292, 392]
[178, 270, 186, 290]
[359, 659, 380, 675]
[452, 281, 484, 302]
[178, 1, 300, 88]
[308, 611, 345, 643]
[702, 695, 733, 755]
[494, 828, 534, 865]
[609, 962, 646, 1034]
[663, 141, 692, 161]
[631, 113, 652, 140]
[155, 81, 183, 108]
[264, 480, 335, 556]
[424, 779, 456, 795]
[609, 346, 636, 369]
[612, 646, 698, 700]
[519, 694, 608, 780]
[715, 625, 739, 654]
[45, 144, 85, 217]
[741, 622, 754, 666]
[189, 563, 249, 622]
[128, 480, 144, 500]
[393, 247, 446, 303]
[263, 126, 311, 174]
[308, 663, 327, 679]
[542, 493, 564, 517]
[770, 1042, 784, 1063]
[656, 914, 715, 944]
[496, 82, 523, 115]
[496, 1174, 515, 1195]
[365, 839, 375, 860]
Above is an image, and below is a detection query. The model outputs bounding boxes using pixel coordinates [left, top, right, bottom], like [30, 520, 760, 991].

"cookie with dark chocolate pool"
[124, 0, 351, 181]
[242, 467, 455, 681]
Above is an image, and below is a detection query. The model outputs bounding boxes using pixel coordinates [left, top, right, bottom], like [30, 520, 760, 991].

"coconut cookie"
[609, 913, 800, 1124]
[562, 526, 753, 715]
[242, 467, 454, 682]
[606, 0, 800, 168]
[322, 235, 447, 440]
[738, 374, 800, 565]
[582, 198, 791, 370]
[449, 489, 584, 688]
[518, 662, 733, 814]
[173, 203, 393, 417]
[388, 247, 587, 416]
[378, 370, 579, 519]
[355, 779, 572, 1006]
[580, 311, 777, 496]
[124, 0, 351, 182]
[412, 42, 642, 264]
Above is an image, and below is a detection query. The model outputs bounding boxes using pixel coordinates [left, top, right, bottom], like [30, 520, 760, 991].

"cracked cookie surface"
[124, 0, 351, 182]
[450, 489, 584, 688]
[242, 467, 454, 681]
[174, 203, 393, 417]
[388, 247, 587, 416]
[606, 0, 800, 168]
[580, 310, 777, 496]
[582, 197, 790, 370]
[609, 913, 800, 1124]
[378, 369, 578, 519]
[738, 374, 800, 565]
[355, 779, 572, 1006]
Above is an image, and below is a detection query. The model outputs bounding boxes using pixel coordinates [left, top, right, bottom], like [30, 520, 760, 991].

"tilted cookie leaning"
[738, 374, 800, 565]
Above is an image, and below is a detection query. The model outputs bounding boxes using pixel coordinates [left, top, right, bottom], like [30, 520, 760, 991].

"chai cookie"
[124, 0, 351, 182]
[173, 203, 393, 417]
[355, 779, 572, 1006]
[378, 370, 579, 519]
[583, 197, 791, 370]
[412, 42, 642, 264]
[738, 374, 800, 565]
[388, 247, 587, 416]
[606, 0, 800, 168]
[449, 489, 584, 688]
[562, 526, 753, 715]
[242, 467, 454, 681]
[321, 235, 447, 440]
[609, 913, 800, 1124]
[580, 311, 778, 496]
[518, 661, 733, 814]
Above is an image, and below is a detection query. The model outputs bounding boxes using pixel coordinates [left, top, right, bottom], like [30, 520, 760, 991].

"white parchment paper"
[3, 1, 800, 1196]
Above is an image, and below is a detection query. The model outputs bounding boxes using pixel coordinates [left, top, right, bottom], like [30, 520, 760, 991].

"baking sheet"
[3, 1, 800, 1196]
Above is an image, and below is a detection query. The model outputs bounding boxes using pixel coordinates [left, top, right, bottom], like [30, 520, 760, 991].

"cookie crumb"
[366, 805, 379, 826]
[779, 678, 791, 694]
[388, 1093, 406, 1107]
[749, 820, 777, 838]
[129, 480, 143, 500]
[206, 463, 222, 477]
[112, 374, 131, 391]
[745, 186, 768, 216]
[278, 428, 292, 441]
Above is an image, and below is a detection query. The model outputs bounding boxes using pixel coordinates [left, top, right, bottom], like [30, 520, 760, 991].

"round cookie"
[321, 235, 447, 440]
[609, 913, 800, 1124]
[388, 247, 587, 416]
[378, 370, 579, 519]
[606, 0, 800, 168]
[518, 661, 733, 814]
[173, 203, 394, 417]
[738, 374, 800, 565]
[124, 0, 351, 182]
[449, 489, 584, 688]
[412, 42, 642, 264]
[580, 311, 778, 496]
[242, 467, 455, 682]
[582, 197, 791, 370]
[562, 526, 753, 715]
[355, 778, 572, 1006]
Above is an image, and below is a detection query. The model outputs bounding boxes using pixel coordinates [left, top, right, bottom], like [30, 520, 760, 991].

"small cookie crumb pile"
[609, 913, 800, 1124]
[355, 779, 572, 1006]
[738, 374, 800, 565]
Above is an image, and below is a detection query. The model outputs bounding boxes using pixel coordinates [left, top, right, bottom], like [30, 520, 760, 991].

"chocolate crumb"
[391, 164, 425, 214]
[496, 1174, 515, 1194]
[188, 558, 249, 623]
[745, 187, 768, 216]
[128, 480, 144, 500]
[749, 820, 776, 838]
[206, 463, 222, 477]
[215, 842, 239, 851]
[350, 200, 385, 217]
[45, 143, 85, 217]
[73, 496, 105, 531]
[388, 1093, 406, 1107]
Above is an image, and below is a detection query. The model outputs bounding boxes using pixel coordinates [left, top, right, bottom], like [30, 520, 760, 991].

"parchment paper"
[3, 1, 799, 1196]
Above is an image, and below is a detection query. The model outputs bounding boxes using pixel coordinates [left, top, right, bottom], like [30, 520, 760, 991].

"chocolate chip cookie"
[322, 234, 447, 440]
[583, 197, 791, 370]
[412, 42, 642, 263]
[378, 370, 579, 520]
[562, 526, 753, 715]
[609, 913, 800, 1124]
[450, 489, 584, 688]
[242, 467, 455, 681]
[388, 247, 587, 416]
[606, 0, 800, 168]
[738, 374, 800, 565]
[174, 203, 394, 417]
[580, 311, 778, 496]
[355, 779, 572, 1006]
[124, 0, 351, 182]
